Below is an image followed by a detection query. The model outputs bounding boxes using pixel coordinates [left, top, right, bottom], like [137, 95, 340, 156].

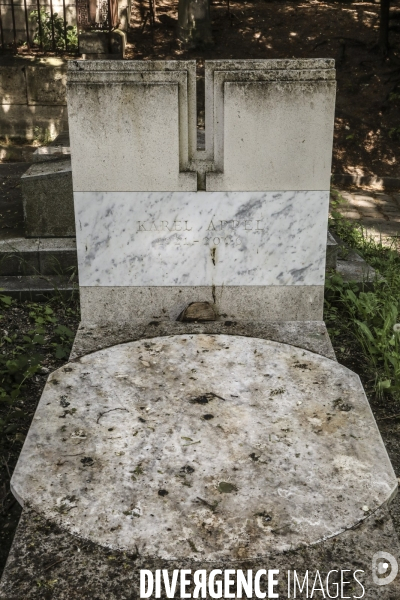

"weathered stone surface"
[207, 79, 336, 191]
[12, 334, 396, 558]
[69, 59, 199, 159]
[26, 61, 67, 105]
[0, 56, 69, 140]
[32, 145, 71, 162]
[0, 103, 68, 140]
[38, 238, 77, 275]
[32, 131, 71, 162]
[203, 60, 335, 165]
[201, 60, 335, 191]
[0, 237, 40, 275]
[67, 62, 197, 192]
[337, 258, 378, 284]
[326, 231, 338, 270]
[79, 285, 325, 322]
[0, 274, 77, 300]
[21, 159, 75, 238]
[70, 320, 336, 361]
[0, 61, 27, 104]
[0, 237, 77, 276]
[1, 503, 400, 599]
[78, 30, 126, 58]
[179, 301, 217, 321]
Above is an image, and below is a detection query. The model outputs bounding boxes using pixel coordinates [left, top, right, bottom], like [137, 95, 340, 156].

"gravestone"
[67, 59, 335, 323]
[21, 158, 74, 238]
[1, 60, 399, 599]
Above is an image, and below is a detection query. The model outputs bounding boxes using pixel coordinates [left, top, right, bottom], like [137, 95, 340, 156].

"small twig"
[2, 457, 11, 480]
[207, 392, 226, 401]
[61, 453, 84, 457]
[96, 407, 129, 424]
[43, 557, 65, 572]
[141, 11, 149, 33]
[377, 413, 400, 421]
[196, 497, 219, 512]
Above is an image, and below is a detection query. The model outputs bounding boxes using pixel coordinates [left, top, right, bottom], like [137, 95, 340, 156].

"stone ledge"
[1, 484, 399, 598]
[0, 275, 77, 300]
[70, 320, 336, 361]
[0, 237, 77, 276]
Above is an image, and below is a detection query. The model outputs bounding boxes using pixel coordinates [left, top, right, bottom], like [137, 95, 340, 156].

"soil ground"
[0, 299, 80, 574]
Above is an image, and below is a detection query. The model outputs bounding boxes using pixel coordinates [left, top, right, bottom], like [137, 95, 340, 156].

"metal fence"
[0, 0, 116, 52]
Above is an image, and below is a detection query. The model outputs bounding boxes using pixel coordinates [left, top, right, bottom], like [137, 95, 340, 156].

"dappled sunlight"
[331, 187, 400, 249]
[127, 0, 400, 177]
[364, 129, 380, 154]
[0, 0, 398, 177]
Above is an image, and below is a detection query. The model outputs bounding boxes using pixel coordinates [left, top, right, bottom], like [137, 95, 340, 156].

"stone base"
[21, 158, 74, 238]
[79, 285, 325, 323]
[1, 503, 399, 599]
[70, 319, 336, 360]
[32, 131, 70, 163]
[2, 324, 399, 597]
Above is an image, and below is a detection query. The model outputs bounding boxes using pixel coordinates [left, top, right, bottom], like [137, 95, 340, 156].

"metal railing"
[0, 0, 116, 52]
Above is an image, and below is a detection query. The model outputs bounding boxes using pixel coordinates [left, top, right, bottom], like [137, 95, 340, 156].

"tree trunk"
[379, 0, 391, 55]
[178, 0, 212, 47]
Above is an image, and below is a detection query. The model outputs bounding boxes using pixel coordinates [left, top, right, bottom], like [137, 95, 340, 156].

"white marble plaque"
[74, 191, 329, 287]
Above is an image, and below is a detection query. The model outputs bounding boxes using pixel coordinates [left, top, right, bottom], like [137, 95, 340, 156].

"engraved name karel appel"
[136, 219, 264, 247]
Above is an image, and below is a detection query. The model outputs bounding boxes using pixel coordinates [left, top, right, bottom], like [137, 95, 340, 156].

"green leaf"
[5, 423, 19, 434]
[355, 320, 375, 342]
[55, 345, 67, 359]
[378, 379, 392, 389]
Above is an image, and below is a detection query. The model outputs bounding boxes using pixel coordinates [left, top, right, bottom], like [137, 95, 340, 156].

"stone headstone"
[67, 59, 336, 324]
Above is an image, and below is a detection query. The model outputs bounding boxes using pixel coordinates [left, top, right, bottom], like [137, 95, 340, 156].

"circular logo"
[372, 552, 398, 586]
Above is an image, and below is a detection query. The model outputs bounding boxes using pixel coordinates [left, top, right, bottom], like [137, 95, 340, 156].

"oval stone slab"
[11, 335, 397, 559]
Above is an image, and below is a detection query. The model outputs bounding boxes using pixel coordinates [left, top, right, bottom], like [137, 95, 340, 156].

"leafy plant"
[0, 297, 79, 452]
[326, 190, 400, 397]
[388, 91, 400, 102]
[388, 127, 400, 140]
[29, 8, 78, 51]
[33, 126, 53, 146]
